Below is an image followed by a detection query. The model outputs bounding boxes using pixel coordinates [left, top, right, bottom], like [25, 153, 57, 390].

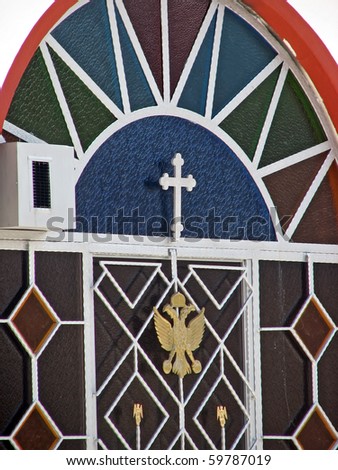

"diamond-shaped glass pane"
[294, 298, 334, 359]
[13, 404, 60, 450]
[296, 407, 336, 450]
[12, 288, 57, 354]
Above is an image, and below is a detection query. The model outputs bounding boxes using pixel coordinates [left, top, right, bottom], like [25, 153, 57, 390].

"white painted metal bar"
[160, 0, 170, 104]
[115, 0, 163, 105]
[83, 251, 98, 449]
[258, 141, 331, 178]
[106, 0, 131, 114]
[252, 62, 289, 169]
[46, 35, 124, 118]
[40, 42, 84, 160]
[212, 55, 283, 125]
[285, 152, 334, 239]
[205, 4, 223, 119]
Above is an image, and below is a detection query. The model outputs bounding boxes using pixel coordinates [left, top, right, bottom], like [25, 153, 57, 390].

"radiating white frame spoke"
[40, 41, 84, 159]
[46, 35, 124, 119]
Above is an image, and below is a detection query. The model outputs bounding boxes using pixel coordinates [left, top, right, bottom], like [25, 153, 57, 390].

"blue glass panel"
[76, 116, 275, 241]
[212, 8, 277, 117]
[115, 6, 156, 111]
[51, 0, 123, 110]
[178, 13, 217, 115]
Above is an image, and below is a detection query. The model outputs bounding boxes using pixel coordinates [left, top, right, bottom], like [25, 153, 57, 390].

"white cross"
[159, 153, 196, 240]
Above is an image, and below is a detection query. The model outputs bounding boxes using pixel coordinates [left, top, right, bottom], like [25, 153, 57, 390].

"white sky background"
[0, 0, 337, 88]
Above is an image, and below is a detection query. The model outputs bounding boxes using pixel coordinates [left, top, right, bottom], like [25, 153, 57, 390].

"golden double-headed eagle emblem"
[153, 293, 205, 379]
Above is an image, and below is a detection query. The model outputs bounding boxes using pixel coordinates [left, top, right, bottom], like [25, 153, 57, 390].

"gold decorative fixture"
[153, 292, 205, 379]
[133, 403, 143, 426]
[217, 406, 228, 428]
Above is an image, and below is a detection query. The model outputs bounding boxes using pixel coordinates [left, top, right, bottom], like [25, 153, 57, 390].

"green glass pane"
[219, 66, 281, 160]
[49, 46, 116, 152]
[259, 71, 327, 168]
[6, 49, 72, 145]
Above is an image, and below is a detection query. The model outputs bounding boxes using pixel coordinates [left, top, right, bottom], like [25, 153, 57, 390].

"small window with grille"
[32, 161, 51, 209]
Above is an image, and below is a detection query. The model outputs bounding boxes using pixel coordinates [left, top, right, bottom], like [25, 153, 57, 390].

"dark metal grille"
[32, 161, 51, 209]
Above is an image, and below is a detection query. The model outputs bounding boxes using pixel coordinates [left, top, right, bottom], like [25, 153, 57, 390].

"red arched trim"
[0, 0, 337, 133]
[243, 0, 338, 132]
[0, 0, 78, 132]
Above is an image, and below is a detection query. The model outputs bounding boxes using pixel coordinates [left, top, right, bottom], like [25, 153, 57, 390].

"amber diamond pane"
[12, 289, 57, 353]
[294, 299, 333, 359]
[296, 408, 336, 450]
[14, 405, 59, 449]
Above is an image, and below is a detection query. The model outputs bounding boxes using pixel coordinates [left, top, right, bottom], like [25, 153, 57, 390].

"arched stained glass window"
[1, 0, 338, 451]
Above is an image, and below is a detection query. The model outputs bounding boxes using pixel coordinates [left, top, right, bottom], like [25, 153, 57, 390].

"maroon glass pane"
[263, 152, 328, 232]
[296, 408, 336, 450]
[168, 0, 210, 96]
[294, 298, 333, 359]
[12, 289, 57, 354]
[123, 0, 163, 95]
[13, 405, 59, 450]
[293, 162, 338, 244]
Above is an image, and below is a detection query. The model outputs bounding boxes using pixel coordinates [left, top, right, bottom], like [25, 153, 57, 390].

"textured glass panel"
[38, 325, 85, 435]
[0, 325, 30, 435]
[115, 6, 156, 111]
[314, 263, 338, 325]
[0, 251, 28, 320]
[293, 162, 338, 244]
[35, 252, 83, 321]
[76, 116, 275, 240]
[178, 13, 216, 115]
[263, 152, 328, 232]
[294, 298, 333, 359]
[213, 8, 276, 117]
[318, 335, 338, 430]
[220, 66, 281, 160]
[260, 261, 307, 327]
[261, 332, 311, 435]
[6, 49, 72, 145]
[12, 289, 57, 354]
[168, 0, 210, 96]
[296, 408, 336, 450]
[124, 0, 162, 95]
[49, 45, 116, 152]
[259, 72, 327, 167]
[13, 404, 59, 450]
[51, 0, 123, 109]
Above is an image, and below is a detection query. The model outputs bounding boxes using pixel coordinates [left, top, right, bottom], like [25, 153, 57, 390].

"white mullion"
[106, 0, 131, 114]
[161, 0, 170, 103]
[252, 62, 289, 169]
[258, 141, 331, 178]
[252, 256, 264, 450]
[115, 0, 163, 105]
[205, 5, 224, 119]
[3, 120, 46, 143]
[212, 55, 283, 125]
[46, 35, 124, 119]
[83, 251, 98, 449]
[40, 42, 84, 159]
[170, 2, 218, 106]
[285, 152, 334, 240]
